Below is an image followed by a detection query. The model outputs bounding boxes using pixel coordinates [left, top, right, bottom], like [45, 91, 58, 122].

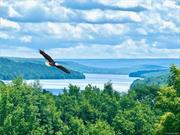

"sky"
[0, 0, 180, 59]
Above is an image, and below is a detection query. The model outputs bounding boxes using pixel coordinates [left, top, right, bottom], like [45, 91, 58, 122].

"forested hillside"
[129, 69, 168, 78]
[130, 70, 170, 88]
[0, 65, 179, 135]
[8, 57, 176, 75]
[0, 58, 85, 80]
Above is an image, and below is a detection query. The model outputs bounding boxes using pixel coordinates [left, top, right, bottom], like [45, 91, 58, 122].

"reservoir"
[24, 73, 139, 95]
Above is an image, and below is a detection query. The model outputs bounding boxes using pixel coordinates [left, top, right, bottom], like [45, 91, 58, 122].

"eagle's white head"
[45, 61, 51, 66]
[55, 63, 59, 66]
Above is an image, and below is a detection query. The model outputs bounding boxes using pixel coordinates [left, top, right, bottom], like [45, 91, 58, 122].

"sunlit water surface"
[4, 74, 140, 95]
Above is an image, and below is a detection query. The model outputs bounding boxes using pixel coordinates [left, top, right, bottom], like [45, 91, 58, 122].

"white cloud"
[138, 0, 180, 34]
[0, 32, 14, 39]
[80, 9, 141, 22]
[1, 0, 74, 22]
[82, 9, 103, 22]
[20, 35, 32, 43]
[0, 18, 20, 31]
[1, 0, 142, 23]
[163, 0, 180, 9]
[1, 38, 179, 58]
[0, 47, 39, 58]
[0, 1, 20, 17]
[0, 0, 179, 58]
[45, 39, 180, 59]
[21, 22, 128, 40]
[71, 0, 151, 9]
[8, 6, 21, 17]
[139, 11, 180, 33]
[136, 28, 147, 35]
[96, 0, 148, 8]
[47, 23, 85, 39]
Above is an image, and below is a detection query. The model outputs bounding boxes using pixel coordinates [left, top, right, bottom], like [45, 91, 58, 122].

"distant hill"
[64, 59, 180, 69]
[7, 57, 174, 75]
[60, 62, 169, 75]
[130, 70, 170, 90]
[129, 69, 168, 78]
[1, 57, 179, 78]
[0, 58, 85, 80]
[57, 59, 179, 75]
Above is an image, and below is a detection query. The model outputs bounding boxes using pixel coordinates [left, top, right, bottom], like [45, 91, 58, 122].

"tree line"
[0, 65, 179, 135]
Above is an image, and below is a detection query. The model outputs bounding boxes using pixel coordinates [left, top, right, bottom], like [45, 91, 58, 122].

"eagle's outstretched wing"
[55, 65, 70, 74]
[39, 49, 55, 63]
[39, 49, 70, 74]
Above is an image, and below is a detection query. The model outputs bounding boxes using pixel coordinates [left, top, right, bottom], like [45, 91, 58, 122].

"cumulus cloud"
[0, 0, 179, 58]
[139, 0, 180, 34]
[61, 0, 148, 11]
[20, 23, 129, 41]
[96, 0, 148, 9]
[0, 46, 39, 58]
[0, 32, 13, 40]
[0, 0, 72, 22]
[20, 35, 32, 43]
[0, 40, 179, 59]
[0, 1, 21, 18]
[80, 9, 141, 23]
[0, 17, 20, 31]
[37, 39, 179, 59]
[0, 0, 143, 23]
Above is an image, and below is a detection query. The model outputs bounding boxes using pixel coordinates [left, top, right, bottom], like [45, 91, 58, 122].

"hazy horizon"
[1, 56, 180, 60]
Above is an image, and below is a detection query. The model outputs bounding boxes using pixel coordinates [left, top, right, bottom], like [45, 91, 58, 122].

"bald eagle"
[39, 49, 70, 74]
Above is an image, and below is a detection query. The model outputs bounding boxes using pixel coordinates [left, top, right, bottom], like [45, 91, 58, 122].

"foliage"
[155, 65, 180, 134]
[113, 103, 157, 135]
[0, 77, 68, 135]
[168, 65, 180, 95]
[88, 120, 115, 135]
[0, 65, 179, 135]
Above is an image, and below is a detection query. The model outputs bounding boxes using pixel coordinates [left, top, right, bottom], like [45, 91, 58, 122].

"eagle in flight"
[39, 49, 70, 74]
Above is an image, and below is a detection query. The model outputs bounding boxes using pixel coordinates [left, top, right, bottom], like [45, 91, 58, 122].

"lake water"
[23, 74, 139, 95]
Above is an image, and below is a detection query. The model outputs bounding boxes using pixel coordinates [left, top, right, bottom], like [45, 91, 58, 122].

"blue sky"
[0, 0, 180, 58]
